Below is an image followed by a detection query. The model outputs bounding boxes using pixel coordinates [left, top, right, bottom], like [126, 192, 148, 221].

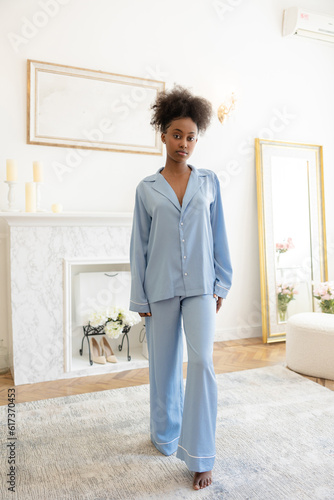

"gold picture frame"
[27, 59, 165, 155]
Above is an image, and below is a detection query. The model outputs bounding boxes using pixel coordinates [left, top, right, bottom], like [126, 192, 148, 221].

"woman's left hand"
[213, 294, 223, 313]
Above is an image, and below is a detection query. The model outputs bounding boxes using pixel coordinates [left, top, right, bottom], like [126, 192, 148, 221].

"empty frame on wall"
[27, 60, 165, 155]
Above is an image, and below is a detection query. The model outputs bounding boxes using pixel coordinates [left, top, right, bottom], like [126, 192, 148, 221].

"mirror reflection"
[271, 157, 313, 323]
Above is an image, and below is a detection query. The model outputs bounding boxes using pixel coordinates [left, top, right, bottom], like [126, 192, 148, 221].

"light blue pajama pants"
[145, 294, 217, 473]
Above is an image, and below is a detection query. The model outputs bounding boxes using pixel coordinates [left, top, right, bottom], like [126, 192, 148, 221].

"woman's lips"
[177, 151, 187, 156]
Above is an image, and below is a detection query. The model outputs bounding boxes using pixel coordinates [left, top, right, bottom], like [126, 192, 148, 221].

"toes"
[193, 473, 200, 490]
[201, 478, 209, 489]
[193, 472, 212, 490]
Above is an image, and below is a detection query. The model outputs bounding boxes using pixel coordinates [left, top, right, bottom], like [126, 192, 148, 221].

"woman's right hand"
[139, 312, 152, 317]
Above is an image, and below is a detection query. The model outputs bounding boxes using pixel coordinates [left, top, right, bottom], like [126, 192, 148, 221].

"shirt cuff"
[129, 299, 151, 314]
[214, 282, 230, 299]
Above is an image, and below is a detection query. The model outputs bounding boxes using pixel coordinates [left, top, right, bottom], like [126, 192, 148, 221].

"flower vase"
[320, 301, 334, 314]
[278, 305, 287, 322]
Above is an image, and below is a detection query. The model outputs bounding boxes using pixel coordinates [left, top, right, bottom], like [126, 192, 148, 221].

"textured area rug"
[1, 365, 334, 500]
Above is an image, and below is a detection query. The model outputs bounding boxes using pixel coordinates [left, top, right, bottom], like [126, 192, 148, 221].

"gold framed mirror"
[255, 139, 327, 343]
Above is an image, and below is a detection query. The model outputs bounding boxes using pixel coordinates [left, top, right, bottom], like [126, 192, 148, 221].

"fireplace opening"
[64, 259, 148, 375]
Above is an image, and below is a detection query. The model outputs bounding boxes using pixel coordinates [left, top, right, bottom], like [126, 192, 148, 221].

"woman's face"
[161, 117, 198, 164]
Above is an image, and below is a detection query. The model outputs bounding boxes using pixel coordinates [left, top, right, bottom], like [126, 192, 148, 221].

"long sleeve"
[129, 186, 152, 313]
[210, 174, 233, 299]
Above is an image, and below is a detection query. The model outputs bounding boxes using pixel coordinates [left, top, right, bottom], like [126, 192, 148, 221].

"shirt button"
[184, 256, 186, 259]
[182, 239, 185, 242]
[180, 222, 184, 226]
[184, 272, 188, 276]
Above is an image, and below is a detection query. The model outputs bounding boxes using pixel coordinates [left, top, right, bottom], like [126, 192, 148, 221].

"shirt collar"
[145, 165, 207, 213]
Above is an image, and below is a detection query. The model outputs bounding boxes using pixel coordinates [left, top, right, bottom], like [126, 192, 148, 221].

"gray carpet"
[1, 365, 334, 500]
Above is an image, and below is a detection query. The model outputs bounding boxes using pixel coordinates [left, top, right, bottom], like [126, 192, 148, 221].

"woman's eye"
[173, 135, 180, 139]
[188, 137, 195, 141]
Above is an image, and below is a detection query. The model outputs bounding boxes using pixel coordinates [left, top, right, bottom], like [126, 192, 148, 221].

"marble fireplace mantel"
[1, 212, 141, 386]
[1, 211, 133, 226]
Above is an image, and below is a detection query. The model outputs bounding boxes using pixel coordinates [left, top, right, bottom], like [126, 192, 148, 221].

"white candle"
[6, 159, 18, 182]
[51, 203, 63, 213]
[25, 183, 36, 212]
[33, 161, 43, 183]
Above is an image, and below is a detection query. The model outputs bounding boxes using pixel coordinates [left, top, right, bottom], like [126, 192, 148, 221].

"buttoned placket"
[179, 217, 189, 289]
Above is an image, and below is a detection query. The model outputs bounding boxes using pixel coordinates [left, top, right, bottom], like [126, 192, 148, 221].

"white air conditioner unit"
[283, 7, 334, 44]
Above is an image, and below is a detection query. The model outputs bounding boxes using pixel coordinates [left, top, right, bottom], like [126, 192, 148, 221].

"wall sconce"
[217, 92, 236, 124]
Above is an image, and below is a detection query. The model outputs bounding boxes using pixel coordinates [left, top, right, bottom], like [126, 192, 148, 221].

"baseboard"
[215, 324, 262, 342]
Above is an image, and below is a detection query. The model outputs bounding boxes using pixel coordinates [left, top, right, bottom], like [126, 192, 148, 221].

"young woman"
[129, 86, 232, 490]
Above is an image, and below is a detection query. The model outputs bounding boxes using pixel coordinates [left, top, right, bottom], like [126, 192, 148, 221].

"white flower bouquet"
[87, 307, 141, 339]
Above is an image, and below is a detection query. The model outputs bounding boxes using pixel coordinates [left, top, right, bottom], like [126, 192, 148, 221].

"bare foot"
[193, 470, 212, 490]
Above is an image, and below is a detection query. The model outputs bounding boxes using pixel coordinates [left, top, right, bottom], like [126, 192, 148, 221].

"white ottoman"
[286, 312, 334, 381]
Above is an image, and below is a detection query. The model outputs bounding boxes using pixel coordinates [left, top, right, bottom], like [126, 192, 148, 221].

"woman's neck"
[163, 159, 191, 176]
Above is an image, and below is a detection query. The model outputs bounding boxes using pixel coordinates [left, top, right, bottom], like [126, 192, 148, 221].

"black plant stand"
[80, 323, 131, 366]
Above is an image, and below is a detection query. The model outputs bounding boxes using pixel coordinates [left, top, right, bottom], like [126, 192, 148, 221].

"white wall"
[0, 0, 334, 352]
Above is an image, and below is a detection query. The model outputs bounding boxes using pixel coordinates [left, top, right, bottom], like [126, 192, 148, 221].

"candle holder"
[35, 182, 47, 212]
[4, 181, 20, 212]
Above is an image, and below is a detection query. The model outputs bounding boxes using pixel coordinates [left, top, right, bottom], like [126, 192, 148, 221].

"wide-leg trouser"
[145, 294, 217, 472]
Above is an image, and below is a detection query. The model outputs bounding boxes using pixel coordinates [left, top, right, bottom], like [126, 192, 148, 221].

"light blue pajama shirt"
[129, 165, 232, 313]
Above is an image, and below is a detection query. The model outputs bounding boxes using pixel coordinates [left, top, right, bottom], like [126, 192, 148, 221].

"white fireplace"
[1, 212, 149, 386]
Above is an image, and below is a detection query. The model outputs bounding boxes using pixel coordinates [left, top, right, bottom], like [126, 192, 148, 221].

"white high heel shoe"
[89, 337, 106, 364]
[100, 336, 118, 363]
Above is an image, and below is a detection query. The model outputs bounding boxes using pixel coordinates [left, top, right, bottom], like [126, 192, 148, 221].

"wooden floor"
[0, 337, 333, 406]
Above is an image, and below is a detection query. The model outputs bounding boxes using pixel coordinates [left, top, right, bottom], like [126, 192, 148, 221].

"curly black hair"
[150, 85, 213, 134]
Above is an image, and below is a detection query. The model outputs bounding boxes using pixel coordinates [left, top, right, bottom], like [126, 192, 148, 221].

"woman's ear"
[161, 133, 165, 144]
